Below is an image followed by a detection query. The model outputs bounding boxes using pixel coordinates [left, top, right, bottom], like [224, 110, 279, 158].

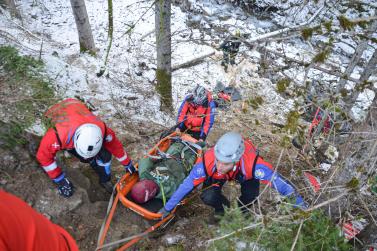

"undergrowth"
[0, 46, 55, 149]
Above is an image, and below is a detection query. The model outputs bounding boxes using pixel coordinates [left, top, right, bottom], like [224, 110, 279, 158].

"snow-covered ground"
[1, 0, 376, 131]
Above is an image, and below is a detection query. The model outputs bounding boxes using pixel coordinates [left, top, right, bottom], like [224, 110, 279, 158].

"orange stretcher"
[97, 132, 202, 250]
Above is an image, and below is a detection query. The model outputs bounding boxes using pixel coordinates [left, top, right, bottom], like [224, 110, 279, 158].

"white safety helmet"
[192, 85, 208, 105]
[214, 132, 245, 163]
[74, 123, 103, 159]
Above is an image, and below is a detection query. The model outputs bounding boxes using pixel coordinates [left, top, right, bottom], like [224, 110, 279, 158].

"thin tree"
[155, 0, 172, 110]
[70, 0, 96, 54]
[3, 0, 21, 19]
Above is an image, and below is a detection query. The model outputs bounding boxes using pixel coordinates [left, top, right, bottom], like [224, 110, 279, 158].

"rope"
[97, 182, 118, 247]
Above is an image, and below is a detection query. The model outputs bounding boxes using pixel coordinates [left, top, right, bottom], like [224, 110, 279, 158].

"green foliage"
[0, 46, 43, 80]
[210, 208, 351, 251]
[355, 80, 372, 92]
[247, 96, 264, 110]
[338, 16, 355, 31]
[301, 27, 313, 40]
[340, 88, 348, 97]
[323, 20, 333, 32]
[156, 68, 172, 109]
[312, 49, 330, 63]
[276, 78, 291, 93]
[0, 121, 28, 149]
[0, 46, 55, 149]
[346, 177, 359, 190]
[284, 110, 301, 134]
[280, 135, 291, 147]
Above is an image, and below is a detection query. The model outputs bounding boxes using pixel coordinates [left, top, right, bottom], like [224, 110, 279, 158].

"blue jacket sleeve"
[164, 162, 206, 212]
[254, 164, 305, 208]
[200, 101, 216, 138]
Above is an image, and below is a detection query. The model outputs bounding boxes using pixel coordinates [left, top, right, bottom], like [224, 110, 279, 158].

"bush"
[210, 207, 351, 251]
[0, 46, 55, 149]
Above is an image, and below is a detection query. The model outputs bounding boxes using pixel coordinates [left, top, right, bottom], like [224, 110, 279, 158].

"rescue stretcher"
[97, 132, 202, 250]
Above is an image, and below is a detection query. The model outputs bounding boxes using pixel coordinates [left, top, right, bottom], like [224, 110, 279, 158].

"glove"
[124, 161, 137, 175]
[294, 196, 308, 210]
[57, 178, 74, 198]
[158, 207, 171, 219]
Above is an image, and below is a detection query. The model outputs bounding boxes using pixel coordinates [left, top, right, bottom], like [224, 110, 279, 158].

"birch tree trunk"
[70, 0, 95, 54]
[3, 0, 21, 19]
[155, 0, 172, 110]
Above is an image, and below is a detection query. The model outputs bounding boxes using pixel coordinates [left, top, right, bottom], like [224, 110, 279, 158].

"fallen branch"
[172, 51, 215, 71]
[240, 4, 325, 45]
[263, 48, 360, 83]
[306, 191, 349, 212]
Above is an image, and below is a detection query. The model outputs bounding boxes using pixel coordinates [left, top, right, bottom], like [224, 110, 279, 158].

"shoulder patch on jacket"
[105, 134, 113, 142]
[255, 168, 265, 179]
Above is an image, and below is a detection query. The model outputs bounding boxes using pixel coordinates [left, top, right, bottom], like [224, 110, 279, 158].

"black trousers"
[179, 124, 203, 141]
[200, 178, 260, 213]
[67, 147, 112, 183]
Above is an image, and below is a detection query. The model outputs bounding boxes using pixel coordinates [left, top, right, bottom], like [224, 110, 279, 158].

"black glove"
[57, 178, 74, 198]
[158, 207, 170, 219]
[124, 161, 137, 175]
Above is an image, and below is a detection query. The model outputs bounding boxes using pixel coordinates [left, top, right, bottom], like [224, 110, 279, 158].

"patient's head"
[130, 179, 159, 204]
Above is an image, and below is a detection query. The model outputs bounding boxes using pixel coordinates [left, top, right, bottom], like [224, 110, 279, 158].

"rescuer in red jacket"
[176, 85, 216, 141]
[0, 190, 79, 251]
[159, 132, 306, 220]
[36, 98, 135, 197]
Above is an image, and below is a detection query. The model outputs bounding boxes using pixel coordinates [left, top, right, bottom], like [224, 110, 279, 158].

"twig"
[290, 220, 304, 251]
[357, 194, 377, 227]
[206, 222, 263, 243]
[306, 191, 348, 212]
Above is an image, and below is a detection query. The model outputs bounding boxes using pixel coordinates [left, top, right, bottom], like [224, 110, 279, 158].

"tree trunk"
[70, 0, 96, 54]
[337, 21, 377, 92]
[155, 0, 172, 111]
[346, 47, 377, 113]
[3, 0, 21, 19]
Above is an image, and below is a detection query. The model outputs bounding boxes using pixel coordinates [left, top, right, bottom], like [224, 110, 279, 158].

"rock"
[0, 179, 7, 185]
[162, 234, 185, 246]
[34, 188, 83, 218]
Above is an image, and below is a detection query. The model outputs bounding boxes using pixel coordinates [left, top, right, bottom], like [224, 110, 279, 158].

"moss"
[312, 49, 330, 63]
[339, 88, 348, 97]
[156, 68, 172, 109]
[338, 15, 355, 31]
[301, 27, 313, 40]
[79, 42, 96, 55]
[280, 135, 291, 147]
[323, 20, 332, 32]
[346, 177, 359, 190]
[284, 110, 301, 134]
[247, 96, 264, 110]
[276, 78, 291, 93]
[355, 80, 372, 92]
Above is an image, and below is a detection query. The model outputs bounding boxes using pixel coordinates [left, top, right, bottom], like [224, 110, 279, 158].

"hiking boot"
[100, 181, 114, 194]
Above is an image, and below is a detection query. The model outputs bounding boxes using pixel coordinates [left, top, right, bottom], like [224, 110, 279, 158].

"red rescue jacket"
[201, 139, 272, 182]
[36, 99, 131, 180]
[177, 93, 214, 134]
[0, 190, 79, 251]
